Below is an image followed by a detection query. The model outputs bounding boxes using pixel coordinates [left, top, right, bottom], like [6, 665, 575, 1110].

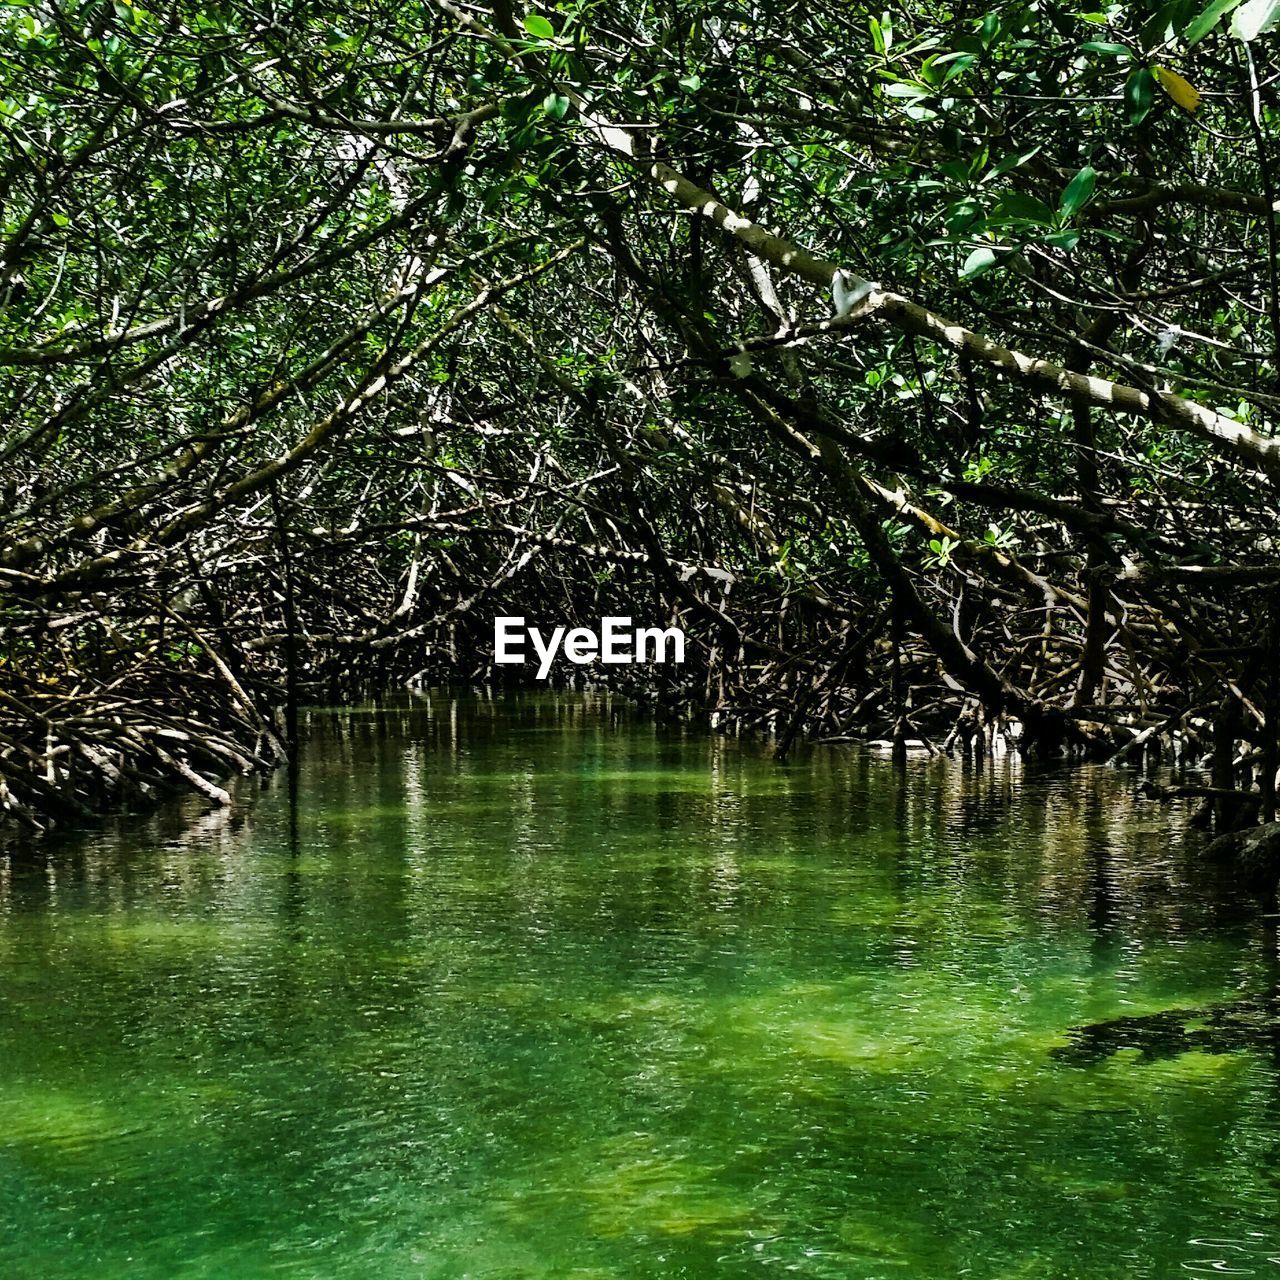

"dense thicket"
[4, 0, 1280, 832]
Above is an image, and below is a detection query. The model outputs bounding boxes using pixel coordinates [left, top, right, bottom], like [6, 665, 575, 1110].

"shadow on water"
[2, 690, 1280, 1279]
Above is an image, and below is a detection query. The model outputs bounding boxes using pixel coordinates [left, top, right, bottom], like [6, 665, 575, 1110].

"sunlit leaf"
[522, 13, 555, 39]
[961, 246, 998, 279]
[1183, 0, 1243, 43]
[1043, 229, 1081, 251]
[1231, 0, 1280, 39]
[1154, 66, 1201, 112]
[942, 52, 976, 82]
[541, 92, 570, 120]
[884, 82, 931, 98]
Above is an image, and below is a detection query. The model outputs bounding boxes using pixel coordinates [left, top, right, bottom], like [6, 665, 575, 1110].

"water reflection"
[0, 691, 1278, 1279]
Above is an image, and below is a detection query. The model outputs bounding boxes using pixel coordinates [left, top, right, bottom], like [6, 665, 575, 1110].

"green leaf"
[990, 192, 1055, 225]
[945, 198, 983, 233]
[883, 81, 931, 98]
[677, 73, 701, 91]
[1080, 41, 1131, 56]
[522, 13, 555, 39]
[1183, 0, 1243, 43]
[1124, 67, 1156, 124]
[961, 246, 998, 279]
[1139, 0, 1183, 49]
[541, 92, 569, 120]
[982, 146, 1041, 183]
[1043, 229, 1081, 251]
[1059, 166, 1097, 218]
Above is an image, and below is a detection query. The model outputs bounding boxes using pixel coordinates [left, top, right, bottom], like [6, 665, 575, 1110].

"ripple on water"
[0, 692, 1276, 1280]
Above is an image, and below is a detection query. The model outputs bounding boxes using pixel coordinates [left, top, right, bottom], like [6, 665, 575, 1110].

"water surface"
[2, 693, 1278, 1278]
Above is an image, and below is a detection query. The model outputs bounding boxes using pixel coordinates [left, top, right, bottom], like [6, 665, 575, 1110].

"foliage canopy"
[4, 0, 1280, 825]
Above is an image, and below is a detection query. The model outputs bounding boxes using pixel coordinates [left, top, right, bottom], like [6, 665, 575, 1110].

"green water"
[2, 693, 1279, 1279]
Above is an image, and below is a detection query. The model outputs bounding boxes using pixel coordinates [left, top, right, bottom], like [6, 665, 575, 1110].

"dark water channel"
[2, 693, 1279, 1278]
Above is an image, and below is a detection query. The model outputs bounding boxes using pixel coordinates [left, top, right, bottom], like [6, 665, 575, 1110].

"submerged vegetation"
[2, 695, 1278, 1278]
[3, 0, 1280, 832]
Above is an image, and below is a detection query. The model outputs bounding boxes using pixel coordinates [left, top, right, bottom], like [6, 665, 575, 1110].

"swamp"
[5, 0, 1280, 1274]
[4, 694, 1280, 1278]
